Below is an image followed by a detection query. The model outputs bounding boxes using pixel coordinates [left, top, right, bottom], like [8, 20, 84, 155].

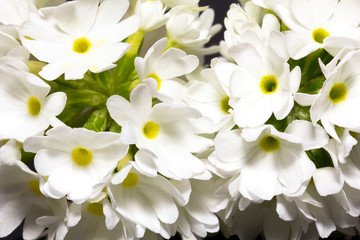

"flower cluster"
[1, 0, 360, 240]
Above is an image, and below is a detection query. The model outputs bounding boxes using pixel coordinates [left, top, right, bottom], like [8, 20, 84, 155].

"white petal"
[139, 186, 179, 224]
[90, 15, 140, 42]
[294, 93, 317, 106]
[313, 167, 343, 196]
[233, 94, 272, 127]
[285, 120, 329, 150]
[276, 195, 298, 221]
[156, 48, 199, 79]
[54, 0, 98, 36]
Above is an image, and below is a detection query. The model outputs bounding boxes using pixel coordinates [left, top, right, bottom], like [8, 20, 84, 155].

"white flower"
[305, 183, 358, 238]
[0, 31, 30, 71]
[0, 0, 37, 26]
[220, 2, 279, 59]
[228, 30, 300, 127]
[64, 199, 143, 240]
[166, 7, 221, 55]
[23, 126, 128, 203]
[276, 0, 360, 59]
[107, 84, 212, 180]
[134, 38, 199, 102]
[0, 140, 63, 239]
[210, 123, 317, 201]
[21, 0, 140, 80]
[184, 67, 234, 132]
[326, 130, 360, 191]
[35, 198, 81, 240]
[310, 51, 360, 141]
[134, 0, 168, 32]
[174, 179, 224, 240]
[221, 195, 319, 240]
[0, 64, 66, 142]
[108, 164, 188, 239]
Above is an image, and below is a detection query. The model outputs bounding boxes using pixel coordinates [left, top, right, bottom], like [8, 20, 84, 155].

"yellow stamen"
[27, 96, 41, 116]
[71, 147, 93, 166]
[73, 37, 92, 54]
[259, 135, 280, 152]
[329, 83, 347, 103]
[312, 28, 330, 44]
[260, 75, 278, 94]
[142, 121, 160, 139]
[220, 96, 231, 114]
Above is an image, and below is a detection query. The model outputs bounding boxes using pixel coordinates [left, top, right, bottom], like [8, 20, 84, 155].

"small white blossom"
[108, 164, 188, 239]
[107, 84, 212, 180]
[134, 38, 199, 102]
[0, 64, 66, 142]
[311, 51, 360, 141]
[227, 30, 300, 127]
[21, 0, 140, 80]
[23, 126, 128, 203]
[276, 0, 360, 59]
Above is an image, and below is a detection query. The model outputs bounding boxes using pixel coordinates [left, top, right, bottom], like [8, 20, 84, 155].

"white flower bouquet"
[1, 0, 360, 239]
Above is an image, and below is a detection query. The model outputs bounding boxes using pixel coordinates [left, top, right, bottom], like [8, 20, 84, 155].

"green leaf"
[113, 30, 145, 96]
[65, 89, 108, 108]
[83, 108, 109, 132]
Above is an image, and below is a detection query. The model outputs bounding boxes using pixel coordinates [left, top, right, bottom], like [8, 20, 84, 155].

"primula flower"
[108, 164, 188, 238]
[64, 199, 142, 240]
[107, 84, 212, 180]
[0, 0, 37, 28]
[310, 51, 360, 141]
[173, 179, 226, 240]
[210, 123, 317, 201]
[134, 38, 199, 102]
[166, 7, 221, 55]
[34, 198, 81, 240]
[276, 0, 360, 59]
[23, 126, 129, 203]
[0, 140, 74, 239]
[0, 32, 30, 71]
[0, 64, 66, 142]
[134, 0, 168, 33]
[226, 30, 301, 128]
[184, 67, 234, 132]
[21, 0, 140, 80]
[220, 2, 279, 59]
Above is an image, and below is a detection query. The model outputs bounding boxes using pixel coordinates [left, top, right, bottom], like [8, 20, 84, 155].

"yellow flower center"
[142, 121, 160, 139]
[260, 75, 278, 94]
[220, 96, 231, 114]
[329, 83, 347, 103]
[312, 28, 330, 44]
[28, 179, 42, 196]
[147, 73, 162, 90]
[71, 147, 93, 166]
[27, 96, 41, 116]
[259, 135, 280, 152]
[87, 203, 103, 216]
[122, 172, 139, 188]
[73, 37, 92, 54]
